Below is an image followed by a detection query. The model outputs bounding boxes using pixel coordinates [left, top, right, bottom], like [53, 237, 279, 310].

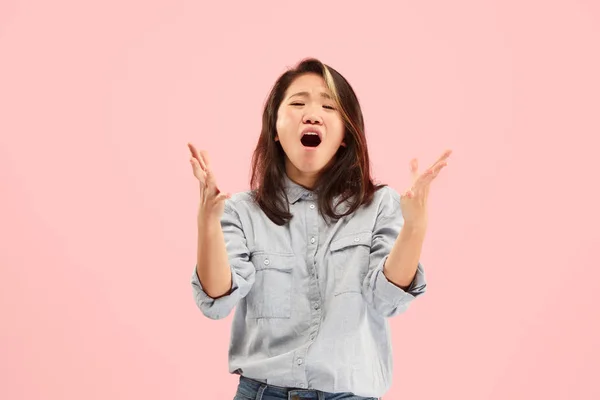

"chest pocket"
[329, 231, 372, 295]
[246, 252, 295, 319]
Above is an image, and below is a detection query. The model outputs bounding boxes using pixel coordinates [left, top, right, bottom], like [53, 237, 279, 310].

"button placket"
[293, 347, 308, 389]
[296, 196, 321, 388]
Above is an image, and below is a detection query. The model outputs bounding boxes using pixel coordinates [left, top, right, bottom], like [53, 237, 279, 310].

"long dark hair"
[250, 58, 385, 225]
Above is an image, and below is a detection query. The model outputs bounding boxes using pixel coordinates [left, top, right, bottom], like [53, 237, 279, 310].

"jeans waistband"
[240, 375, 323, 397]
[238, 375, 378, 400]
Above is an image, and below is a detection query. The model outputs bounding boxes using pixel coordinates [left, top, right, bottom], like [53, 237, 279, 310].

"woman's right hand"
[188, 142, 230, 219]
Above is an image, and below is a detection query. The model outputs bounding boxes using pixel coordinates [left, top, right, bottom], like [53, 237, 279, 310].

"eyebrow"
[287, 91, 333, 101]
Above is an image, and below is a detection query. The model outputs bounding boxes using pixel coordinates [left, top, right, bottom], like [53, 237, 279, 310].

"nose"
[303, 114, 323, 125]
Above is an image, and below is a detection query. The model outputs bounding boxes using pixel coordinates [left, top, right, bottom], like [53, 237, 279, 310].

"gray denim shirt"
[191, 175, 426, 398]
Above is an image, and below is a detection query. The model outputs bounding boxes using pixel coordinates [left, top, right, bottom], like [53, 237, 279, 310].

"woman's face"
[275, 73, 346, 189]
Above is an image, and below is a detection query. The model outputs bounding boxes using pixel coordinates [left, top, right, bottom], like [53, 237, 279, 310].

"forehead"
[285, 73, 331, 98]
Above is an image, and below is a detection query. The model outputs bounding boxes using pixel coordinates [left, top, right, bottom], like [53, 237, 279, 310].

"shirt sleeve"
[190, 199, 256, 320]
[362, 186, 427, 318]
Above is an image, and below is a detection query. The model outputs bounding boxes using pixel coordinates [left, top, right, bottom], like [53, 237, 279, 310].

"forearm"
[196, 212, 232, 299]
[382, 223, 426, 289]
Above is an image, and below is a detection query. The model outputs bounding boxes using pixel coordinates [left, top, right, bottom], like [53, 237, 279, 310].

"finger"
[196, 152, 208, 172]
[199, 150, 212, 170]
[190, 158, 208, 185]
[429, 160, 448, 179]
[413, 174, 436, 193]
[188, 143, 209, 173]
[401, 188, 414, 200]
[216, 192, 231, 202]
[410, 158, 419, 185]
[188, 143, 212, 171]
[412, 169, 432, 190]
[204, 166, 218, 191]
[410, 168, 437, 195]
[187, 142, 197, 155]
[427, 149, 452, 171]
[188, 142, 202, 162]
[189, 156, 200, 173]
[429, 161, 447, 180]
[424, 161, 446, 178]
[413, 162, 447, 194]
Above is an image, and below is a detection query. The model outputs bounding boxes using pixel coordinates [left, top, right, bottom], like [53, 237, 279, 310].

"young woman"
[188, 58, 451, 400]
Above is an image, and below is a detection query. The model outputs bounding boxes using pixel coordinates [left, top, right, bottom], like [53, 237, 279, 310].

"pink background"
[1, 0, 599, 399]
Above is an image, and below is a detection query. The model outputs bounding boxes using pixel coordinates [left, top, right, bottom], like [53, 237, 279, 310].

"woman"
[188, 58, 451, 400]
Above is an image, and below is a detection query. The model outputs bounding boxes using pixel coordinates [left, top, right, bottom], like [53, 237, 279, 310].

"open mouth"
[301, 132, 322, 147]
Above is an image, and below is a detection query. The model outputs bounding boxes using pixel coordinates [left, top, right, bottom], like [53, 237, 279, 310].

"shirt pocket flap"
[251, 252, 295, 273]
[330, 231, 373, 252]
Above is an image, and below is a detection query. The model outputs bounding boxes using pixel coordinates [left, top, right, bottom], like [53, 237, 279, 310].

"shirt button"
[310, 335, 315, 341]
[308, 193, 313, 198]
[297, 358, 303, 365]
[264, 259, 270, 265]
[313, 302, 319, 309]
[310, 237, 316, 244]
[309, 204, 315, 209]
[354, 237, 360, 242]
[297, 383, 306, 388]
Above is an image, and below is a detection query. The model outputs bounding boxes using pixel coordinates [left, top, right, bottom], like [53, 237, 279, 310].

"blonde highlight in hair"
[323, 64, 351, 129]
[322, 63, 366, 190]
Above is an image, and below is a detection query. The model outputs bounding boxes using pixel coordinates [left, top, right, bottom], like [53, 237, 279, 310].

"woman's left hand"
[400, 149, 452, 230]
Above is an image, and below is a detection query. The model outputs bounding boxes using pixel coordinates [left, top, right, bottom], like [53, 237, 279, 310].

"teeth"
[303, 132, 319, 135]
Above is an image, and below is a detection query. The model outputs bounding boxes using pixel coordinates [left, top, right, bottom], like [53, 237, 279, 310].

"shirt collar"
[283, 174, 317, 204]
[282, 174, 354, 216]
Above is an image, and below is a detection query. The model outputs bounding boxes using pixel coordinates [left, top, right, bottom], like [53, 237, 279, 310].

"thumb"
[215, 192, 231, 204]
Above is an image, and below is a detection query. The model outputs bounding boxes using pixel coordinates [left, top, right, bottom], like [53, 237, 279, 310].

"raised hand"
[188, 142, 230, 219]
[400, 149, 452, 229]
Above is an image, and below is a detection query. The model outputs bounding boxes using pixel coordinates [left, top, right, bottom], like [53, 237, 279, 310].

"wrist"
[402, 221, 428, 236]
[198, 209, 222, 226]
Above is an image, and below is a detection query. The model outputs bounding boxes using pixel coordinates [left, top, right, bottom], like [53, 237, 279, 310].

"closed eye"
[290, 102, 336, 110]
[290, 102, 336, 111]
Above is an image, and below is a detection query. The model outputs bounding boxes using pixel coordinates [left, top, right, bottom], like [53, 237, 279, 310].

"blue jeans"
[233, 376, 379, 400]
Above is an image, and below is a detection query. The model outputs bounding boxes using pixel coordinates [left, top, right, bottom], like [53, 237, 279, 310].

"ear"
[340, 132, 347, 147]
[274, 134, 279, 142]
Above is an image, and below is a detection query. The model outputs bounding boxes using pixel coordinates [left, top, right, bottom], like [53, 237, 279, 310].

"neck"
[285, 162, 319, 190]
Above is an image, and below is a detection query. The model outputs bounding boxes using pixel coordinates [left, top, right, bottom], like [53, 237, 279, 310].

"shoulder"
[223, 189, 260, 215]
[226, 190, 255, 206]
[372, 185, 402, 218]
[374, 184, 401, 204]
